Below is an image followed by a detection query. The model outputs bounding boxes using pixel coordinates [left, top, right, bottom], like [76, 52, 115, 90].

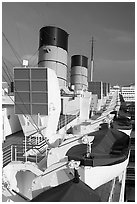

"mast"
[91, 37, 94, 61]
[88, 37, 94, 82]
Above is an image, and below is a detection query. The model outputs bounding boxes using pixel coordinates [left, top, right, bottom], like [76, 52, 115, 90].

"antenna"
[88, 37, 94, 82]
[91, 36, 94, 61]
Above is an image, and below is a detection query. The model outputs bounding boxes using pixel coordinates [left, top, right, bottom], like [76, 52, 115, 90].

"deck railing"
[57, 113, 79, 130]
[2, 145, 13, 167]
[2, 141, 47, 168]
[3, 113, 79, 168]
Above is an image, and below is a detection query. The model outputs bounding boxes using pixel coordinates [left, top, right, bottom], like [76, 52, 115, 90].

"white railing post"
[108, 178, 116, 202]
[119, 170, 126, 202]
[25, 117, 27, 162]
[11, 145, 13, 162]
[15, 146, 17, 161]
[38, 113, 40, 144]
[36, 153, 37, 164]
[45, 144, 48, 156]
[58, 118, 60, 131]
[65, 114, 67, 133]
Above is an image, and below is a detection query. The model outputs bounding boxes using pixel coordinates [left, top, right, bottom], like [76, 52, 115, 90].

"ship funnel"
[70, 55, 88, 92]
[38, 26, 69, 88]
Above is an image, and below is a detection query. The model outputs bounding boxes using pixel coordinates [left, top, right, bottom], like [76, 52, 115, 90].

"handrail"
[2, 140, 48, 168]
[2, 113, 80, 168]
[2, 144, 13, 151]
[3, 145, 12, 167]
[57, 113, 79, 130]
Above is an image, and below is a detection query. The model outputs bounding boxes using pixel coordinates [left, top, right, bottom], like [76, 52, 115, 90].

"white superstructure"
[121, 84, 135, 102]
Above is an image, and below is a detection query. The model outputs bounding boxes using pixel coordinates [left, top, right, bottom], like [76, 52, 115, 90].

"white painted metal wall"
[71, 65, 88, 91]
[2, 106, 22, 140]
[38, 45, 68, 88]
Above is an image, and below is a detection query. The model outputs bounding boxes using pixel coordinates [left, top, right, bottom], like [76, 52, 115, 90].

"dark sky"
[2, 2, 135, 86]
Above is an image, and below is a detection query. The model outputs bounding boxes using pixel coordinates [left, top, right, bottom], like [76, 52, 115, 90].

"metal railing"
[57, 113, 79, 130]
[3, 145, 13, 167]
[2, 141, 47, 168]
[3, 113, 79, 168]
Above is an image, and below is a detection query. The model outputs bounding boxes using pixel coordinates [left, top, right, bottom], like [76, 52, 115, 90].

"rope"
[2, 58, 13, 81]
[3, 56, 15, 68]
[28, 49, 39, 62]
[2, 32, 22, 65]
[2, 86, 45, 139]
[30, 54, 38, 67]
[2, 67, 12, 83]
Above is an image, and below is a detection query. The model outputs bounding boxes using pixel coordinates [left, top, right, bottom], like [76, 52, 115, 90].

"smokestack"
[38, 26, 69, 88]
[70, 55, 88, 92]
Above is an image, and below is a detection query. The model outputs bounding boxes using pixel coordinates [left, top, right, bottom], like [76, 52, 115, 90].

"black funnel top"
[71, 55, 88, 68]
[39, 26, 68, 51]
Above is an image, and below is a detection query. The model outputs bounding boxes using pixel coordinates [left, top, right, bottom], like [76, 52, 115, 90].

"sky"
[2, 1, 135, 86]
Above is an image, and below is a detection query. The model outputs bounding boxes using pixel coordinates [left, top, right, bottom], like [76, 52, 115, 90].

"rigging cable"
[2, 32, 22, 66]
[2, 67, 12, 84]
[3, 63, 43, 132]
[2, 75, 110, 150]
[2, 59, 13, 81]
[30, 54, 38, 67]
[2, 61, 47, 139]
[2, 82, 45, 139]
[2, 77, 81, 150]
[3, 56, 15, 68]
[28, 48, 39, 63]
